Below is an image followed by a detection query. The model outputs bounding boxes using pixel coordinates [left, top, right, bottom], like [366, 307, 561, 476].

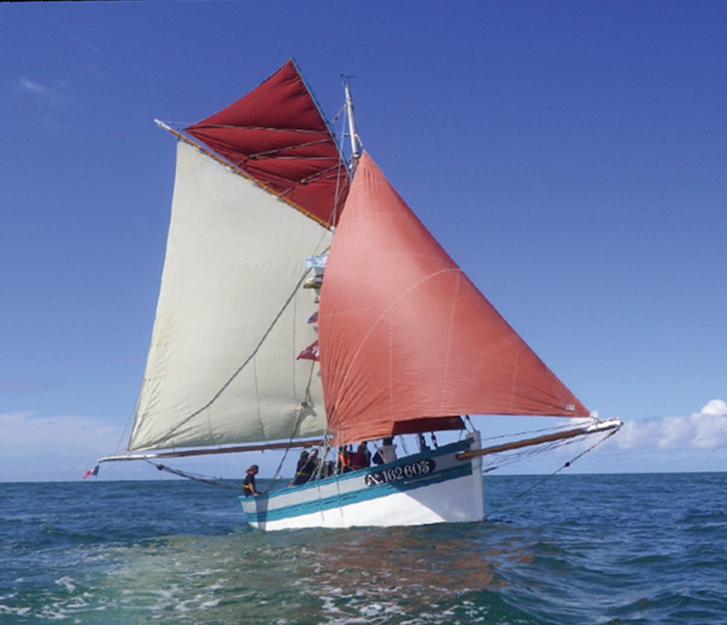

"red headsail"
[318, 152, 589, 445]
[185, 60, 348, 226]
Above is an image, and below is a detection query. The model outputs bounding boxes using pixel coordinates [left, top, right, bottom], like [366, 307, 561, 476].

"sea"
[1, 473, 725, 625]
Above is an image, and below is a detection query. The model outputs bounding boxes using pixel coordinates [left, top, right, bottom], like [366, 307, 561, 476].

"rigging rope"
[144, 460, 241, 490]
[482, 427, 619, 520]
[268, 359, 322, 489]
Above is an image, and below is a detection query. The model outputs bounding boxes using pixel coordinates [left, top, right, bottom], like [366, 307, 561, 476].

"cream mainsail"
[128, 141, 333, 451]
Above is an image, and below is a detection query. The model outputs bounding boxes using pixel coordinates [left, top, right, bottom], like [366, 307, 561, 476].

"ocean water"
[1, 473, 725, 625]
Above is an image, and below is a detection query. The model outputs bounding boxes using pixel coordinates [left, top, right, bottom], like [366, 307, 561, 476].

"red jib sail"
[185, 59, 348, 227]
[318, 152, 589, 446]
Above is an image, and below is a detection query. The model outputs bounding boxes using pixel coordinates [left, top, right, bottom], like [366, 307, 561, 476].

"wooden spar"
[456, 418, 622, 461]
[154, 120, 336, 230]
[98, 438, 325, 463]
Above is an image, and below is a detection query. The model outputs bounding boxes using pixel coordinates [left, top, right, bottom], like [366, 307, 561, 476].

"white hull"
[240, 433, 484, 531]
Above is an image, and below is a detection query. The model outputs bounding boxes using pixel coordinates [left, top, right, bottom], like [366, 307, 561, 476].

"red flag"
[296, 340, 319, 361]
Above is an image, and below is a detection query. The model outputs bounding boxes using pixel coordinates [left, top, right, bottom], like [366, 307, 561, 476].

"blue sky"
[1, 1, 725, 481]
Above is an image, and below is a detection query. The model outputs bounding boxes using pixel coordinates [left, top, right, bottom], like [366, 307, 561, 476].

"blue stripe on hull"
[240, 439, 475, 526]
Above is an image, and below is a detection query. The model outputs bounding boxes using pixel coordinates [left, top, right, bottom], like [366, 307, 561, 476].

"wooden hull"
[240, 433, 484, 531]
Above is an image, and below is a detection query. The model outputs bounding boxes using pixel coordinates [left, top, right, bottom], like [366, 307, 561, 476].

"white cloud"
[615, 399, 727, 451]
[16, 77, 69, 106]
[13, 77, 70, 129]
[18, 77, 48, 96]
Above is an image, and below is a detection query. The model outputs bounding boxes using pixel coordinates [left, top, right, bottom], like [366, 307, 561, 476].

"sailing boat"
[99, 60, 620, 530]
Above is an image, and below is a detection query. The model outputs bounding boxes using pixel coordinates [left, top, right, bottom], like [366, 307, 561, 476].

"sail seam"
[253, 355, 263, 439]
[388, 309, 395, 420]
[508, 346, 520, 414]
[243, 139, 339, 159]
[190, 124, 328, 129]
[259, 163, 348, 198]
[439, 273, 462, 413]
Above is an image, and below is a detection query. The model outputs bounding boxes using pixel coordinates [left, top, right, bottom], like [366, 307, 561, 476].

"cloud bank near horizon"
[614, 399, 727, 451]
[1, 399, 725, 481]
[0, 412, 126, 481]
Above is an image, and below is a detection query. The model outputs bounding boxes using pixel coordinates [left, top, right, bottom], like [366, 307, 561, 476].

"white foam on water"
[54, 576, 76, 593]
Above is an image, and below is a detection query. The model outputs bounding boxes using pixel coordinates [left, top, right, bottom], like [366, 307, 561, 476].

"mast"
[343, 78, 362, 169]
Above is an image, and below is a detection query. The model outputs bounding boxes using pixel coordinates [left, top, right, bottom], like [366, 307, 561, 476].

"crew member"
[242, 465, 259, 497]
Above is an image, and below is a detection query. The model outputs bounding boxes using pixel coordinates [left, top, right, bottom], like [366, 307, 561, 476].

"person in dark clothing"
[291, 449, 318, 485]
[291, 450, 310, 485]
[242, 465, 259, 497]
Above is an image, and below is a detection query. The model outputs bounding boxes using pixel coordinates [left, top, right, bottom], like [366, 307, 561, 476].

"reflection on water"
[96, 525, 518, 625]
[289, 527, 505, 622]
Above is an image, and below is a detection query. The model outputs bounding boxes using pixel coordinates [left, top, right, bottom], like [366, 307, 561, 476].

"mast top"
[342, 77, 363, 169]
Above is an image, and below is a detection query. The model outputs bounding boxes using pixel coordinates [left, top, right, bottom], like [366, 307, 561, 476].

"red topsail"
[318, 153, 589, 446]
[185, 60, 349, 227]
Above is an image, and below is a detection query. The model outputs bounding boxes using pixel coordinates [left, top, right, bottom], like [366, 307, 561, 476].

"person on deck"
[338, 447, 353, 473]
[373, 437, 397, 465]
[351, 443, 371, 470]
[291, 449, 319, 485]
[291, 450, 310, 485]
[242, 465, 259, 497]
